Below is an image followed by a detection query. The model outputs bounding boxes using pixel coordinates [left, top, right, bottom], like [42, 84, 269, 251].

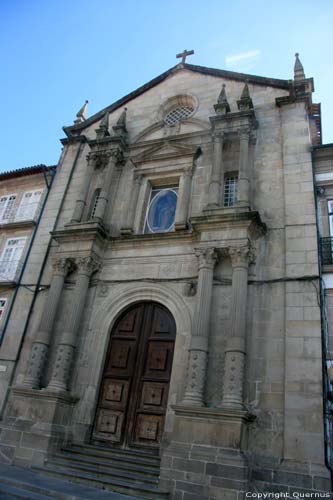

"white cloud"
[225, 50, 260, 71]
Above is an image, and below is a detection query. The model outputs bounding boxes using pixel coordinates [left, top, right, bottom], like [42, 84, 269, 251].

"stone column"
[237, 129, 250, 208]
[207, 132, 224, 207]
[93, 149, 122, 224]
[47, 256, 100, 392]
[22, 258, 74, 389]
[175, 167, 192, 230]
[220, 246, 250, 409]
[71, 156, 94, 223]
[182, 247, 217, 406]
[121, 171, 142, 234]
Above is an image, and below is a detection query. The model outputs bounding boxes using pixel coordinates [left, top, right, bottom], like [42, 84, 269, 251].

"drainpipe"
[0, 137, 86, 416]
[312, 149, 333, 488]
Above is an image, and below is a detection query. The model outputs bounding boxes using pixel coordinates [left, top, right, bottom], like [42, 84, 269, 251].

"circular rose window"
[145, 188, 178, 233]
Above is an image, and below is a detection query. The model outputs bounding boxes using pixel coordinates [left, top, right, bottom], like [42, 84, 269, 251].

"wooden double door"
[93, 302, 176, 450]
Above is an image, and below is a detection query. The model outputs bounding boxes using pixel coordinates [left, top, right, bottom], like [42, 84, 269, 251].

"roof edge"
[63, 63, 291, 135]
[0, 164, 57, 181]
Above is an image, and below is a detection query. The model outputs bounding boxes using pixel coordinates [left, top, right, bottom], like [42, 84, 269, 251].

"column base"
[0, 386, 78, 467]
[171, 405, 255, 449]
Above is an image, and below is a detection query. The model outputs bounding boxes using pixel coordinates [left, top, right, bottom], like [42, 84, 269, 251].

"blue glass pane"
[147, 189, 177, 233]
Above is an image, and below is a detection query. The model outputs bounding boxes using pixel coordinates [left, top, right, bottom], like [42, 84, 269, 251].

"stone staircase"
[32, 443, 170, 500]
[0, 462, 138, 500]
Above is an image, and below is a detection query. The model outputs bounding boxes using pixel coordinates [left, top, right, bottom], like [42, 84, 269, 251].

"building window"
[144, 187, 178, 234]
[223, 175, 238, 207]
[0, 299, 7, 321]
[0, 237, 27, 281]
[0, 194, 17, 222]
[164, 106, 194, 126]
[90, 188, 101, 219]
[15, 190, 43, 221]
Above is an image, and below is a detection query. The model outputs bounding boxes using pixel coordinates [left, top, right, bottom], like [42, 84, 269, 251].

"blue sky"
[1, 0, 332, 172]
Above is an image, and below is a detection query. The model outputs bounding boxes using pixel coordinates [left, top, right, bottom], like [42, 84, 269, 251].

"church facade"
[0, 54, 331, 498]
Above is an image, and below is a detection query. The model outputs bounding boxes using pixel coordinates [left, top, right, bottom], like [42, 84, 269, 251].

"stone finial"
[214, 84, 230, 115]
[237, 83, 253, 111]
[74, 100, 89, 124]
[294, 52, 305, 80]
[112, 108, 127, 136]
[95, 110, 110, 139]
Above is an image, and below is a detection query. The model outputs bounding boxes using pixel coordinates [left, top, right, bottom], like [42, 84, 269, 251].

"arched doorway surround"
[90, 284, 192, 449]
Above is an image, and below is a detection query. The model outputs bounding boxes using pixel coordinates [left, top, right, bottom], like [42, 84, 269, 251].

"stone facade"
[0, 58, 331, 498]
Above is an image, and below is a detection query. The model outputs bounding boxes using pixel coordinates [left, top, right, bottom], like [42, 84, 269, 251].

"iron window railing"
[320, 237, 333, 266]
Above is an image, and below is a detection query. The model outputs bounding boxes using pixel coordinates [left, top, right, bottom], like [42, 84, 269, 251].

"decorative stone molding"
[228, 246, 250, 269]
[52, 257, 75, 276]
[76, 255, 101, 276]
[87, 150, 113, 171]
[195, 247, 218, 270]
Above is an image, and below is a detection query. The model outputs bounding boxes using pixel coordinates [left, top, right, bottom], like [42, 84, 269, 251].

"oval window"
[145, 188, 178, 233]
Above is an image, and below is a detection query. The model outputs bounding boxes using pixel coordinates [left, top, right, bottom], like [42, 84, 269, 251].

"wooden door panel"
[140, 382, 169, 410]
[95, 408, 124, 442]
[108, 340, 137, 374]
[144, 341, 174, 379]
[117, 308, 141, 336]
[101, 379, 129, 409]
[134, 414, 164, 445]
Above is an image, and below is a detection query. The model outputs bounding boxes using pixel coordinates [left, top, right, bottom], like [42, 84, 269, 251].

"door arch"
[92, 301, 176, 450]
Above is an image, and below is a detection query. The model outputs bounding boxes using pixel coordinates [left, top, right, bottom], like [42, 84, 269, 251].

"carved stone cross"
[176, 49, 194, 64]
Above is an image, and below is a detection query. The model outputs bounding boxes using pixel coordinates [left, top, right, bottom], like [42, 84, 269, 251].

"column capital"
[52, 257, 75, 277]
[87, 150, 113, 171]
[110, 147, 124, 164]
[238, 128, 251, 141]
[228, 246, 250, 269]
[76, 255, 101, 276]
[195, 247, 218, 270]
[212, 131, 224, 142]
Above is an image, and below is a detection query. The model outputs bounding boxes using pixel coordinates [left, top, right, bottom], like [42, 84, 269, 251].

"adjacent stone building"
[0, 164, 56, 411]
[0, 54, 331, 499]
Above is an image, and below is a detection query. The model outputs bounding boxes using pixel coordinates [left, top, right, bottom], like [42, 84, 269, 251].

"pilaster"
[92, 149, 122, 224]
[120, 171, 142, 234]
[206, 132, 224, 208]
[174, 167, 192, 230]
[237, 128, 251, 209]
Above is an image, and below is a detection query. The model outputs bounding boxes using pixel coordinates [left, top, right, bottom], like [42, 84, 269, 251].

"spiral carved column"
[220, 245, 250, 409]
[47, 256, 100, 392]
[22, 257, 74, 389]
[182, 247, 217, 406]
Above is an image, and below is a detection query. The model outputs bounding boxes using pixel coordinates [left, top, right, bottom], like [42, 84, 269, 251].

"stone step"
[33, 464, 169, 500]
[0, 463, 138, 500]
[48, 455, 160, 485]
[57, 449, 160, 476]
[65, 444, 161, 467]
[0, 482, 59, 500]
[55, 450, 160, 476]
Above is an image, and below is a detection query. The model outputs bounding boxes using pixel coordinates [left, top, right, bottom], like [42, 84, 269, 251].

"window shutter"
[0, 298, 7, 321]
[15, 191, 42, 221]
[0, 238, 27, 280]
[0, 195, 16, 222]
